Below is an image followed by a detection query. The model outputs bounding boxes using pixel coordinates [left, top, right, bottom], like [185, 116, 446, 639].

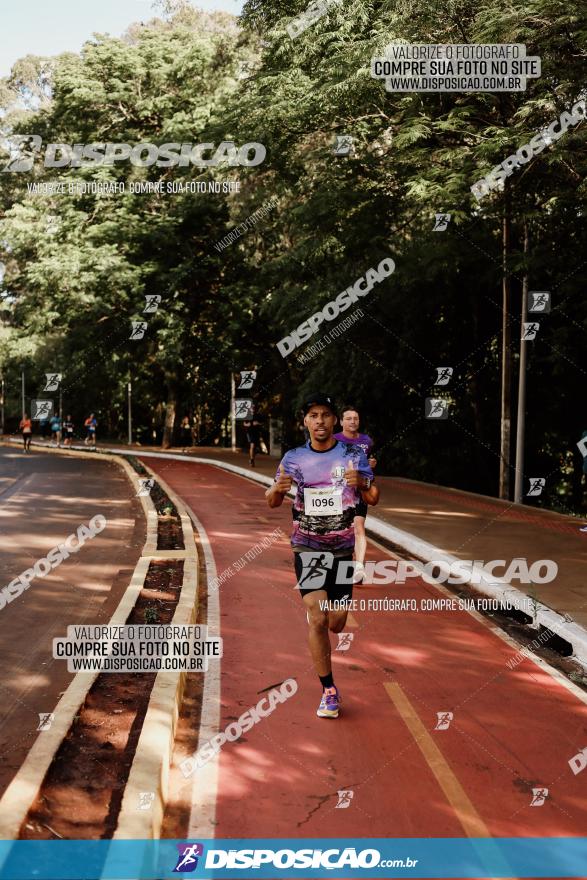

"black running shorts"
[293, 550, 354, 603]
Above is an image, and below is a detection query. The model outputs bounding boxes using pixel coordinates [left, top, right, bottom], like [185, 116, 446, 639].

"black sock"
[319, 673, 334, 690]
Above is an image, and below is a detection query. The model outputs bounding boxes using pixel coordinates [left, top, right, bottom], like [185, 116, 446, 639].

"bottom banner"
[1, 838, 587, 878]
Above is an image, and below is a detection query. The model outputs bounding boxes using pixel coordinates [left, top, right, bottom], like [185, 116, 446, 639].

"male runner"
[266, 393, 379, 718]
[63, 415, 75, 446]
[243, 415, 263, 467]
[334, 407, 377, 584]
[84, 413, 97, 447]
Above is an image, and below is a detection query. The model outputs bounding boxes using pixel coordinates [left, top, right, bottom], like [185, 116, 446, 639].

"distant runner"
[84, 414, 97, 447]
[243, 415, 262, 467]
[19, 413, 32, 453]
[266, 393, 379, 718]
[63, 415, 75, 446]
[334, 406, 377, 584]
[50, 414, 62, 446]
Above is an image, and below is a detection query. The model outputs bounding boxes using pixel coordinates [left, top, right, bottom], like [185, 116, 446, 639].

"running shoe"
[317, 686, 340, 718]
[353, 561, 365, 584]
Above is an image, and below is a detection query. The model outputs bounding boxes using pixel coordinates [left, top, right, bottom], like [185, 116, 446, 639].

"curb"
[0, 441, 202, 843]
[362, 518, 587, 668]
[111, 462, 198, 840]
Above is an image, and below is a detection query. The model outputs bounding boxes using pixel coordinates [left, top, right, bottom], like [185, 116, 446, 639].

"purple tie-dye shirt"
[333, 432, 373, 457]
[276, 439, 373, 551]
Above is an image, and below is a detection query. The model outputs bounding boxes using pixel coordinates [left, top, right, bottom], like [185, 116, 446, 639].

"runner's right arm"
[266, 463, 293, 508]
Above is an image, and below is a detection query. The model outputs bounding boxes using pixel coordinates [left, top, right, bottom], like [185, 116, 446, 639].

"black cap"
[302, 393, 337, 415]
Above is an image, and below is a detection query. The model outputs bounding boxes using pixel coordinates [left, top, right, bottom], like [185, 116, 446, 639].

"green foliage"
[0, 0, 585, 510]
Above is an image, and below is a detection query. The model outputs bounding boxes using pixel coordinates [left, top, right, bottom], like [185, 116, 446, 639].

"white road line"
[179, 499, 223, 839]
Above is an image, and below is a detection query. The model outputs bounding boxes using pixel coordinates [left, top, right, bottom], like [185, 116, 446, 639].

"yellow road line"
[384, 682, 491, 838]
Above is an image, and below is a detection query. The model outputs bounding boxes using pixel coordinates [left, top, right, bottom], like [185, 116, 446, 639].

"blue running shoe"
[317, 686, 340, 718]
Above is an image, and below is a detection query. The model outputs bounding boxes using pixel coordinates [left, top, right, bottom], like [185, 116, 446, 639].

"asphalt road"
[0, 445, 144, 798]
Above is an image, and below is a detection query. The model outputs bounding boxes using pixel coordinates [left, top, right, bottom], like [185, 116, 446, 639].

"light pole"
[0, 374, 4, 436]
[20, 364, 25, 419]
[230, 372, 236, 452]
[514, 221, 530, 504]
[127, 380, 132, 445]
[499, 184, 512, 500]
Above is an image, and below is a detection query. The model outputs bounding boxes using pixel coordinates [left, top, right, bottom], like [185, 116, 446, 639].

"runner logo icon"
[37, 713, 55, 731]
[336, 632, 354, 651]
[530, 787, 548, 806]
[297, 552, 334, 589]
[522, 321, 540, 340]
[144, 294, 161, 313]
[434, 367, 453, 385]
[43, 373, 62, 391]
[173, 843, 204, 872]
[425, 398, 449, 419]
[238, 370, 257, 390]
[130, 321, 148, 340]
[31, 400, 54, 419]
[435, 711, 453, 730]
[527, 477, 546, 497]
[529, 291, 551, 313]
[336, 789, 354, 808]
[433, 213, 451, 231]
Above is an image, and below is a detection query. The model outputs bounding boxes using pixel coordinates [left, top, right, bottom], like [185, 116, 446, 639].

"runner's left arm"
[345, 452, 379, 506]
[367, 434, 377, 470]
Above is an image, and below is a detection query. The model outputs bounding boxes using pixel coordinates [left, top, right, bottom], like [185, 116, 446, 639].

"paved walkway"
[127, 443, 587, 630]
[146, 457, 587, 847]
[0, 444, 144, 798]
[17, 439, 587, 628]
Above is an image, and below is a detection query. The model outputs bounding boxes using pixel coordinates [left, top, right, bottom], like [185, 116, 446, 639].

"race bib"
[304, 487, 343, 516]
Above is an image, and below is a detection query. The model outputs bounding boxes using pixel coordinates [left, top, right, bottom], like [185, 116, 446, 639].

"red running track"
[145, 458, 587, 843]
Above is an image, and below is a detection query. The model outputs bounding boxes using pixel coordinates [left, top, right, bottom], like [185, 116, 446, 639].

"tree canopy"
[1, 0, 585, 512]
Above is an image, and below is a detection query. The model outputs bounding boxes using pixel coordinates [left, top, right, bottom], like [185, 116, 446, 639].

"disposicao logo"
[1, 136, 266, 172]
[277, 258, 395, 357]
[173, 843, 204, 872]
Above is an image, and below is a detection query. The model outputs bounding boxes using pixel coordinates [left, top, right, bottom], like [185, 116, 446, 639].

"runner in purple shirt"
[334, 406, 378, 584]
[266, 393, 379, 719]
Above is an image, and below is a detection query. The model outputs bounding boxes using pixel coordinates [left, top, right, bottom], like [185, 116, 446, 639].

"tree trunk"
[162, 396, 176, 449]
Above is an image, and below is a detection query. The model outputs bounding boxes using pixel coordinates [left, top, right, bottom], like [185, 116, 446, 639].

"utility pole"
[58, 384, 63, 445]
[127, 380, 132, 445]
[499, 185, 512, 500]
[514, 221, 530, 504]
[20, 365, 25, 419]
[230, 372, 236, 452]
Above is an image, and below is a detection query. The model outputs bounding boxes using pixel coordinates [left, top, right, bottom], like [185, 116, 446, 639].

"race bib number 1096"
[304, 487, 343, 516]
